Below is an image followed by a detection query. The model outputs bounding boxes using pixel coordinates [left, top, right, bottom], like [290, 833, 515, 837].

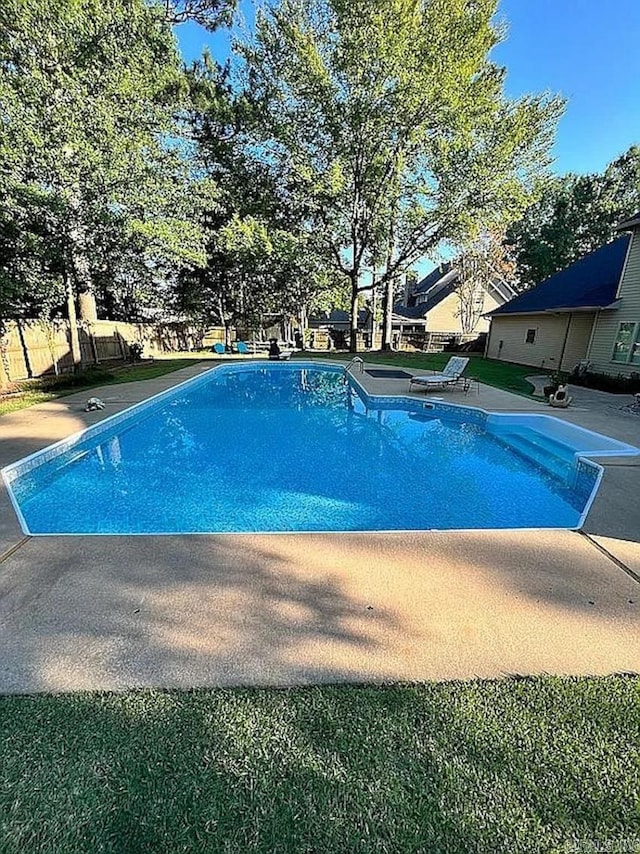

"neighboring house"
[307, 308, 371, 346]
[308, 266, 517, 347]
[485, 212, 640, 375]
[308, 308, 370, 331]
[393, 263, 517, 336]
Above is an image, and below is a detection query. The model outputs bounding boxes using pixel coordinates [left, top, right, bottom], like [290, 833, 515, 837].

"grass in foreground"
[0, 676, 638, 854]
[0, 359, 197, 417]
[296, 350, 546, 397]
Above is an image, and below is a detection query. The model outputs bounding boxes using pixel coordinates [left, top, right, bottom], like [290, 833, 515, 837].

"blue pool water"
[3, 363, 611, 534]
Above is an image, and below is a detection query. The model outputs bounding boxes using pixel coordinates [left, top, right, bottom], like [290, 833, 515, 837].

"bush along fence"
[0, 319, 228, 385]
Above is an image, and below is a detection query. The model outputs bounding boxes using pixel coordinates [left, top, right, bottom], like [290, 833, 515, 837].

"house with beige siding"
[587, 212, 640, 373]
[394, 263, 517, 336]
[486, 212, 640, 375]
[309, 264, 517, 348]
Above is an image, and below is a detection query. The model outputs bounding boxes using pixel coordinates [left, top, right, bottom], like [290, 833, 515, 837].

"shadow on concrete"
[0, 530, 638, 693]
[0, 534, 406, 693]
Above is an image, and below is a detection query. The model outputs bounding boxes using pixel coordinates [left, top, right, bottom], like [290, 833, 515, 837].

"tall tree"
[177, 49, 339, 341]
[242, 0, 562, 350]
[507, 145, 640, 287]
[0, 0, 218, 350]
[454, 230, 518, 334]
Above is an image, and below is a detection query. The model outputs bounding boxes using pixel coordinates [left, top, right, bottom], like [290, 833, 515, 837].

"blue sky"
[175, 0, 640, 177]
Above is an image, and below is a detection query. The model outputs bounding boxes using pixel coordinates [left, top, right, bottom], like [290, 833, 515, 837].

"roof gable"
[409, 261, 517, 316]
[399, 264, 460, 318]
[490, 235, 632, 316]
[413, 262, 458, 295]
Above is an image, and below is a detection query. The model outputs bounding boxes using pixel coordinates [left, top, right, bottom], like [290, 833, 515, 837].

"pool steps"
[491, 430, 575, 482]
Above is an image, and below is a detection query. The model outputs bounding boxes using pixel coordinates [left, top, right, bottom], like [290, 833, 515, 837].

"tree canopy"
[241, 0, 562, 349]
[507, 145, 640, 287]
[0, 0, 206, 330]
[2, 0, 608, 364]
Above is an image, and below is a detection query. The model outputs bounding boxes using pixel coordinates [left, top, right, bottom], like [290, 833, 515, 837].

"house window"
[525, 328, 537, 344]
[632, 326, 640, 366]
[612, 321, 638, 363]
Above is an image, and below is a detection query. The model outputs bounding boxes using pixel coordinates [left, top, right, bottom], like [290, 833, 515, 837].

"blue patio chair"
[236, 341, 249, 354]
[211, 343, 225, 354]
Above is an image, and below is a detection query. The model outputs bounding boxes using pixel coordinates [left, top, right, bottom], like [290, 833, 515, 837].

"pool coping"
[3, 360, 638, 537]
[0, 359, 639, 693]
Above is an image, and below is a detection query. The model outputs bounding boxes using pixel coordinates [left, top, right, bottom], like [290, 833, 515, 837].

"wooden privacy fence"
[0, 319, 228, 382]
[399, 331, 478, 352]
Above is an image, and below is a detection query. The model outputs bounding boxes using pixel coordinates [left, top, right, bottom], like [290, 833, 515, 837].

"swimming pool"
[3, 362, 638, 534]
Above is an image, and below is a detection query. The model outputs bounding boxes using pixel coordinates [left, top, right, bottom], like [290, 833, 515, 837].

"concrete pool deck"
[0, 357, 639, 693]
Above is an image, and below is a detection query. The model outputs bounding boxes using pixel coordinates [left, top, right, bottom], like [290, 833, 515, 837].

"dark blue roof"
[413, 262, 456, 294]
[393, 303, 430, 320]
[490, 235, 631, 316]
[395, 263, 460, 319]
[617, 211, 640, 230]
[309, 308, 369, 325]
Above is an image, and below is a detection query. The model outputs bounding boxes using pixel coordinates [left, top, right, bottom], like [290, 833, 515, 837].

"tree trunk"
[78, 289, 98, 321]
[65, 269, 83, 370]
[69, 190, 98, 322]
[218, 296, 230, 348]
[16, 321, 33, 379]
[349, 271, 359, 352]
[381, 276, 394, 350]
[381, 212, 397, 351]
[369, 283, 377, 350]
[0, 323, 10, 390]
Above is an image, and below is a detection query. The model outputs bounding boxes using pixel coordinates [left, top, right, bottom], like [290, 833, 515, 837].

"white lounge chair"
[409, 356, 470, 392]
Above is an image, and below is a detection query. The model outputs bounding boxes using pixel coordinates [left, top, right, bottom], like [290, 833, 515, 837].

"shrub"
[444, 333, 487, 353]
[16, 367, 116, 393]
[569, 368, 640, 394]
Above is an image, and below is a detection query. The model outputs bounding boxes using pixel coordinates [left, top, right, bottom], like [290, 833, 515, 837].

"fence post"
[116, 329, 128, 361]
[16, 321, 34, 379]
[89, 327, 99, 364]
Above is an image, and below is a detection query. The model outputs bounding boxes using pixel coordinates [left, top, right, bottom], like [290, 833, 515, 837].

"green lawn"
[295, 351, 546, 397]
[1, 677, 638, 853]
[0, 359, 197, 417]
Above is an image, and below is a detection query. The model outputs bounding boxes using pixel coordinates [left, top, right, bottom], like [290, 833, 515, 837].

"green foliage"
[508, 145, 640, 286]
[241, 0, 563, 348]
[175, 48, 343, 336]
[0, 0, 569, 343]
[0, 0, 215, 322]
[0, 185, 67, 318]
[569, 368, 640, 395]
[302, 350, 543, 396]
